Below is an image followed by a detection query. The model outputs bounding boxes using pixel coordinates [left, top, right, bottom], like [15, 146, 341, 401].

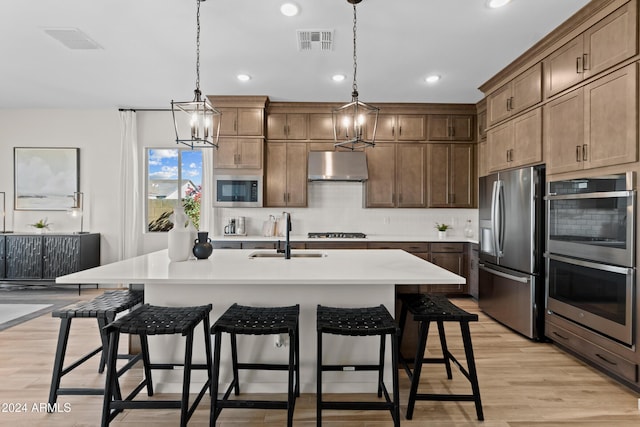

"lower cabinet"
[546, 314, 639, 388]
[428, 242, 468, 295]
[2, 233, 100, 281]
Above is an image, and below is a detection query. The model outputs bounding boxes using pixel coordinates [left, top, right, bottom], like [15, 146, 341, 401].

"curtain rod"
[118, 108, 172, 112]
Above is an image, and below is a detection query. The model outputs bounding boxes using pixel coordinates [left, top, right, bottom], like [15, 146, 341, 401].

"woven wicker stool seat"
[101, 304, 213, 427]
[210, 304, 300, 427]
[398, 293, 483, 421]
[48, 290, 144, 409]
[316, 305, 400, 427]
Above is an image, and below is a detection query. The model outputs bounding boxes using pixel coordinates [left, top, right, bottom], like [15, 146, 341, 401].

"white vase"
[168, 208, 191, 262]
[438, 230, 447, 240]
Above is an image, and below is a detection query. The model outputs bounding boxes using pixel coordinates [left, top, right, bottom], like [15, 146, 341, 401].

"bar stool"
[398, 293, 483, 421]
[101, 303, 213, 427]
[48, 290, 144, 408]
[210, 303, 300, 427]
[316, 305, 400, 427]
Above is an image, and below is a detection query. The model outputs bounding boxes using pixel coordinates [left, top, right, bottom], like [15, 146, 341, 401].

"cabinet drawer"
[546, 322, 637, 384]
[212, 242, 242, 249]
[242, 242, 276, 249]
[430, 242, 464, 253]
[367, 242, 429, 252]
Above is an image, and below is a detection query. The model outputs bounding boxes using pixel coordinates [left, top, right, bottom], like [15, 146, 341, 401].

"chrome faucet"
[276, 212, 292, 259]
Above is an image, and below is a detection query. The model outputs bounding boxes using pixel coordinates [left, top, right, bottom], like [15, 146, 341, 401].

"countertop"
[213, 234, 479, 244]
[56, 248, 465, 286]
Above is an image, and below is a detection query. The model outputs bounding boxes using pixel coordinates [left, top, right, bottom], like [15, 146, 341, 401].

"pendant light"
[171, 0, 221, 149]
[333, 0, 379, 151]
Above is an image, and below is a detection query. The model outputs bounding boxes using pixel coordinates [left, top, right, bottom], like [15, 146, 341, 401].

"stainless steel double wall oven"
[545, 172, 636, 346]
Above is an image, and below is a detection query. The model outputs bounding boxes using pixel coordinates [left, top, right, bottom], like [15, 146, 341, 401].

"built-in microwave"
[213, 175, 262, 207]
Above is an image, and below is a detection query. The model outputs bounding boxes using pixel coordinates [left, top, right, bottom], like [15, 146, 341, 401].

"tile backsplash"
[212, 181, 478, 238]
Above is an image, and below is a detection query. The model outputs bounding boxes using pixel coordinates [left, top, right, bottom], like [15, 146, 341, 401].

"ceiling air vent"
[43, 28, 103, 50]
[296, 30, 334, 52]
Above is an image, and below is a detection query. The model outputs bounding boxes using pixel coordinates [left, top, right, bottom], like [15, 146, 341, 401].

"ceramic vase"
[193, 231, 213, 259]
[168, 207, 191, 262]
[438, 230, 447, 240]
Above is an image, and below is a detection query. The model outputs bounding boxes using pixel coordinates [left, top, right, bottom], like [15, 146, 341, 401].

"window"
[146, 148, 203, 232]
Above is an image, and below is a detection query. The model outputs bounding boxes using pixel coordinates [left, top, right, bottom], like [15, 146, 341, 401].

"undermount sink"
[248, 250, 327, 259]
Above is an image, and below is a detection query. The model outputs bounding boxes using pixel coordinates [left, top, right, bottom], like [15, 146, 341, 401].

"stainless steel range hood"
[307, 151, 368, 181]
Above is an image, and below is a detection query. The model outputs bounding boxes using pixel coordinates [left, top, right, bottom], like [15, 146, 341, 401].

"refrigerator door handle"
[490, 181, 499, 257]
[493, 180, 505, 257]
[479, 263, 530, 284]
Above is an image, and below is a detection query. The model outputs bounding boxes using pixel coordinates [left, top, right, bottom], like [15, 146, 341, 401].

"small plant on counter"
[31, 218, 51, 230]
[435, 222, 450, 232]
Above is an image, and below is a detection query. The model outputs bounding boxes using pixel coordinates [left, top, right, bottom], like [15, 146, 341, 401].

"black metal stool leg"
[316, 329, 323, 427]
[461, 321, 484, 421]
[437, 320, 453, 379]
[294, 321, 300, 397]
[287, 329, 295, 427]
[210, 332, 222, 426]
[230, 333, 240, 395]
[139, 334, 154, 396]
[391, 330, 400, 427]
[97, 317, 110, 373]
[180, 331, 194, 427]
[101, 330, 120, 427]
[407, 320, 430, 420]
[48, 317, 72, 408]
[377, 334, 385, 397]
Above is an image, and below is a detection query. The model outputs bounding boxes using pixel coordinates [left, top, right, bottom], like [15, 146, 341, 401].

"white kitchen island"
[57, 248, 465, 393]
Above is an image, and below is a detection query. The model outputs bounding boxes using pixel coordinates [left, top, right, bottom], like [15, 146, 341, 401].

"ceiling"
[1, 0, 591, 109]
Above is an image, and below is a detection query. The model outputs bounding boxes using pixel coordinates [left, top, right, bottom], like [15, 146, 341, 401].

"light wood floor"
[1, 289, 639, 426]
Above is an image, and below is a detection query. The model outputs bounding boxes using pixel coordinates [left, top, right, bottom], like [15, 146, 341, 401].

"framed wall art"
[14, 147, 79, 210]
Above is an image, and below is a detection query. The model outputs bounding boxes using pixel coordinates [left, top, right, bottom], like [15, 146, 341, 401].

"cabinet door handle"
[582, 53, 589, 71]
[576, 145, 582, 162]
[552, 331, 569, 341]
[283, 192, 287, 203]
[458, 258, 462, 274]
[506, 98, 511, 111]
[595, 353, 618, 366]
[576, 56, 583, 73]
[392, 126, 395, 137]
[399, 126, 402, 136]
[582, 144, 588, 161]
[450, 126, 455, 137]
[234, 120, 237, 132]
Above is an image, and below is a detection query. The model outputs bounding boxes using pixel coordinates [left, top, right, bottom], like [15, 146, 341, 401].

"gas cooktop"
[307, 232, 367, 239]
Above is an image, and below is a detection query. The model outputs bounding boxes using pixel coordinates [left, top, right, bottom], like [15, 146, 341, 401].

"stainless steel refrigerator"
[478, 165, 545, 340]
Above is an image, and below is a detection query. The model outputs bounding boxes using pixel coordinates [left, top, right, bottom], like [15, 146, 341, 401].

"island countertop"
[56, 248, 464, 394]
[56, 248, 465, 286]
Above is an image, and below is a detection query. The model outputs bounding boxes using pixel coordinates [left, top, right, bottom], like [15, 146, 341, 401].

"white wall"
[0, 109, 478, 267]
[0, 109, 123, 263]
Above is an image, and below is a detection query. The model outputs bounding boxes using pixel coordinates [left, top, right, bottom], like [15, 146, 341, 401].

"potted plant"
[30, 218, 51, 234]
[435, 222, 450, 239]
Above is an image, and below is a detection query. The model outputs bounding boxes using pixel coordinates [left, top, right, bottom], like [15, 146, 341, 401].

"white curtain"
[118, 110, 141, 260]
[200, 149, 213, 233]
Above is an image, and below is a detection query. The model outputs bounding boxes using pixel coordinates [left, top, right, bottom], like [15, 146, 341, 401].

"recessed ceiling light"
[237, 74, 251, 82]
[487, 0, 511, 8]
[425, 74, 441, 83]
[332, 74, 346, 82]
[280, 3, 299, 17]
